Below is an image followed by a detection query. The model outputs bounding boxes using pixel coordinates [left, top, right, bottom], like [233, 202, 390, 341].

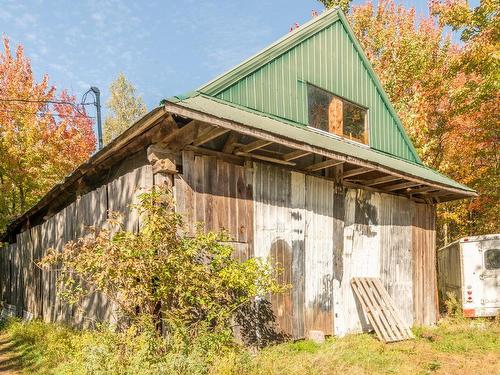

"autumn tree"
[317, 0, 499, 243]
[0, 37, 95, 232]
[103, 73, 147, 144]
[430, 0, 499, 240]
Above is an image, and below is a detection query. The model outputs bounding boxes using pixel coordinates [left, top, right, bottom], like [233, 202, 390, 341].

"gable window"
[307, 84, 368, 145]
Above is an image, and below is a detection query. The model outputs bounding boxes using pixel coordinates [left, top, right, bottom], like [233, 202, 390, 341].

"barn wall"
[0, 151, 153, 326]
[174, 150, 254, 260]
[253, 163, 423, 338]
[0, 151, 438, 336]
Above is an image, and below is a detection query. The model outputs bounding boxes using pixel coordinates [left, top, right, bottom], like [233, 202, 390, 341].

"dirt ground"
[0, 333, 21, 374]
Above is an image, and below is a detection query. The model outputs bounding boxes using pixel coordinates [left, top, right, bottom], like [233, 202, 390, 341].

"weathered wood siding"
[0, 151, 438, 336]
[174, 151, 253, 260]
[0, 151, 153, 326]
[412, 203, 438, 325]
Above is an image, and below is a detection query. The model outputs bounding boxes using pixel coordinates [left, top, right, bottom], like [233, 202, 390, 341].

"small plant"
[444, 292, 463, 319]
[426, 359, 441, 372]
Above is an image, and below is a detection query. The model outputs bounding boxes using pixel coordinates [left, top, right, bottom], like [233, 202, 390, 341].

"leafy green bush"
[38, 186, 287, 369]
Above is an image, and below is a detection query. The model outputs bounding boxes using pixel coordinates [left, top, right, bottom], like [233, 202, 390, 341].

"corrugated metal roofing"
[198, 8, 421, 164]
[168, 93, 475, 194]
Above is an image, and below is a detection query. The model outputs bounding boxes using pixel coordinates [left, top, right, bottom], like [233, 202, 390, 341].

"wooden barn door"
[253, 163, 339, 339]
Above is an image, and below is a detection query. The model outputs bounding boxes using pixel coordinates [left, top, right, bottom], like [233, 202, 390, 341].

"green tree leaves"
[103, 73, 147, 144]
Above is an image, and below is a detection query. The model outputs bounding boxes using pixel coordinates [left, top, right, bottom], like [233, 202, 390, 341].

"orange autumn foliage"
[0, 37, 95, 232]
[319, 0, 499, 244]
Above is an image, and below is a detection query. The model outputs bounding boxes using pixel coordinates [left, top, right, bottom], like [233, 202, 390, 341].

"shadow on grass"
[0, 321, 46, 374]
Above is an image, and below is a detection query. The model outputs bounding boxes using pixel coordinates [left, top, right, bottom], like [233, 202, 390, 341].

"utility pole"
[90, 87, 103, 150]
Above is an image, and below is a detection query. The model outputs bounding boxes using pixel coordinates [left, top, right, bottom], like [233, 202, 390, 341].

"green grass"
[1, 317, 499, 375]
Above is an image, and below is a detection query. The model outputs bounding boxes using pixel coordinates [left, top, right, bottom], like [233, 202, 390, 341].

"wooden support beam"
[409, 186, 439, 194]
[222, 132, 239, 153]
[343, 167, 371, 179]
[282, 149, 311, 161]
[425, 190, 454, 198]
[146, 144, 178, 175]
[305, 158, 343, 172]
[384, 181, 421, 192]
[185, 145, 243, 165]
[193, 127, 230, 146]
[236, 139, 273, 153]
[150, 114, 179, 143]
[160, 120, 207, 151]
[235, 151, 296, 166]
[343, 181, 385, 194]
[364, 175, 401, 187]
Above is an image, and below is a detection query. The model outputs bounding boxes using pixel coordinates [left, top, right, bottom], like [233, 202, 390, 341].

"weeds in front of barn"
[1, 316, 498, 375]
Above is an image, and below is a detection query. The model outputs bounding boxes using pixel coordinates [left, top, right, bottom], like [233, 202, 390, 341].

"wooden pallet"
[351, 277, 414, 343]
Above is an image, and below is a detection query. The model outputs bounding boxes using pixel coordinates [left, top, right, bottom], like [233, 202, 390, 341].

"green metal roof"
[168, 93, 475, 194]
[198, 7, 421, 164]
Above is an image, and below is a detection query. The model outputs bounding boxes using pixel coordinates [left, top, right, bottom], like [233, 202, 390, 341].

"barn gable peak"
[198, 8, 421, 164]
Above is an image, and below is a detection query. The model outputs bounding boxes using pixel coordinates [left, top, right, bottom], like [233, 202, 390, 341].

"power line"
[0, 97, 91, 117]
[0, 97, 93, 106]
[0, 108, 95, 119]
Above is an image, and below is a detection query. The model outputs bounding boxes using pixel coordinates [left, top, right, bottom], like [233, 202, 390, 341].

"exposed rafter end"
[192, 127, 230, 146]
[384, 181, 421, 192]
[305, 158, 343, 172]
[236, 139, 273, 153]
[343, 167, 371, 179]
[282, 149, 311, 161]
[235, 151, 296, 166]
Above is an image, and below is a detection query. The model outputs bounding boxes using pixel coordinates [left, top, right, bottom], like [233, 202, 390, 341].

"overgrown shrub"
[39, 186, 287, 364]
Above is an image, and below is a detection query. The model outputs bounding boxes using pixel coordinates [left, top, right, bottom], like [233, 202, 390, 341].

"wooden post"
[147, 144, 179, 189]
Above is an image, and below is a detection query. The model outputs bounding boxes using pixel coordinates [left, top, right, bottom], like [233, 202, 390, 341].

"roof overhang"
[164, 94, 476, 200]
[1, 96, 476, 242]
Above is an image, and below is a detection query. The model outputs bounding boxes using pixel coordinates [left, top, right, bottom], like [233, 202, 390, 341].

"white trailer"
[437, 234, 500, 318]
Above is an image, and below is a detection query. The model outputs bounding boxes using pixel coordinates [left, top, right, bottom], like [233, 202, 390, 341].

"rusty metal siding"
[253, 164, 423, 337]
[304, 175, 335, 335]
[214, 20, 419, 163]
[336, 190, 416, 335]
[253, 164, 342, 338]
[253, 163, 304, 338]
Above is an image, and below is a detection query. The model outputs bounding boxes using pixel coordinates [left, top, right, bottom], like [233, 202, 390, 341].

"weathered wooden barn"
[0, 8, 475, 338]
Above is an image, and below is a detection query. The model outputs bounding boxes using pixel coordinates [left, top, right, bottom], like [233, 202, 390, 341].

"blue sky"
[0, 0, 475, 120]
